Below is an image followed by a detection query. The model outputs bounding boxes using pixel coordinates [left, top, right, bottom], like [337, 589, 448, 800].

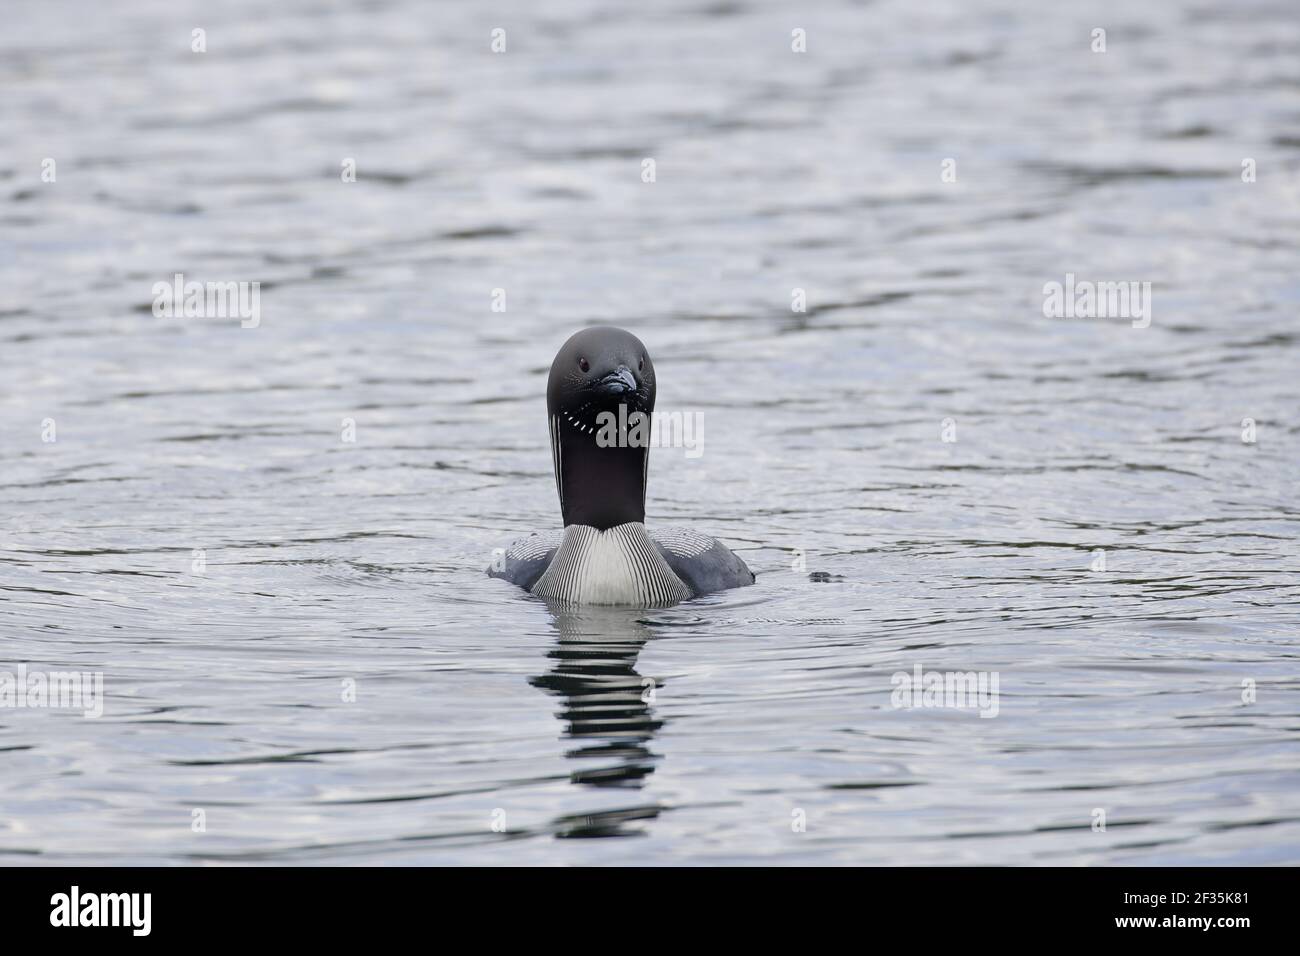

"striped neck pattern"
[532, 522, 691, 606]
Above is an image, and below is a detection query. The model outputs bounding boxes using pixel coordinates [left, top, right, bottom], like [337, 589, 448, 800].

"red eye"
[578, 357, 589, 372]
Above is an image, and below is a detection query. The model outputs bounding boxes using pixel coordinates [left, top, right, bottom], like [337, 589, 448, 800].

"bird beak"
[596, 365, 637, 396]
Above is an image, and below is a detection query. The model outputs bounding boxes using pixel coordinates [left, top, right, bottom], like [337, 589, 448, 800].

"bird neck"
[552, 414, 647, 530]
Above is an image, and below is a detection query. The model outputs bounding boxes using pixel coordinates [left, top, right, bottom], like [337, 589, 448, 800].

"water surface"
[1, 0, 1298, 864]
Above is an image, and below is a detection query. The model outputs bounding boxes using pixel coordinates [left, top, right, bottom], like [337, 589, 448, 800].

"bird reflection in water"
[530, 603, 665, 838]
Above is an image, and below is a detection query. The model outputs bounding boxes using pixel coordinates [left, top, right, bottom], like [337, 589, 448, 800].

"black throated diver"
[489, 326, 754, 605]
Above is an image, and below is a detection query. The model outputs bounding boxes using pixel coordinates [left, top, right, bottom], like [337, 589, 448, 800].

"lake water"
[1, 0, 1298, 864]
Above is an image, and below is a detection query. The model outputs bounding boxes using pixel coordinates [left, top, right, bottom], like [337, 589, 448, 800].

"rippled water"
[2, 0, 1299, 864]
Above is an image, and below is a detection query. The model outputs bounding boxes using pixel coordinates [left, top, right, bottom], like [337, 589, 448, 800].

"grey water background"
[1, 0, 1298, 865]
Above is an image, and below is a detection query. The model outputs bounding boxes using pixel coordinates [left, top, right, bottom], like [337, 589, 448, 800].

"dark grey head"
[546, 326, 656, 529]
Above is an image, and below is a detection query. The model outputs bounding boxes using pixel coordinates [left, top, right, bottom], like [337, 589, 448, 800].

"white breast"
[532, 522, 691, 606]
